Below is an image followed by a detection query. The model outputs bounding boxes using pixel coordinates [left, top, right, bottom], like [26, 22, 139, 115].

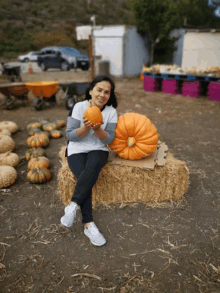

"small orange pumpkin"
[84, 106, 103, 126]
[27, 168, 52, 184]
[27, 156, 50, 170]
[28, 128, 41, 136]
[50, 130, 63, 139]
[27, 134, 49, 148]
[25, 148, 46, 161]
[42, 123, 58, 132]
[109, 113, 158, 160]
[27, 122, 41, 131]
[55, 120, 66, 128]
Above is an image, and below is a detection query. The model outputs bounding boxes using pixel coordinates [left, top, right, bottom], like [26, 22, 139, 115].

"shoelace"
[89, 223, 99, 235]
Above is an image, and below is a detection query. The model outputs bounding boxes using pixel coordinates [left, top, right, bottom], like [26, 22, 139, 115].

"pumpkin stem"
[127, 137, 136, 147]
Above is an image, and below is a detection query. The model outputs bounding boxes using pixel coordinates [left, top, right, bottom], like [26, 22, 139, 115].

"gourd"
[0, 166, 17, 188]
[0, 136, 15, 153]
[27, 122, 41, 131]
[0, 121, 18, 133]
[109, 113, 158, 160]
[50, 130, 63, 139]
[0, 152, 19, 167]
[27, 156, 50, 170]
[40, 120, 50, 128]
[28, 128, 41, 136]
[54, 119, 66, 128]
[84, 106, 103, 126]
[25, 148, 46, 161]
[27, 168, 52, 184]
[27, 134, 49, 148]
[0, 128, 11, 136]
[42, 123, 58, 132]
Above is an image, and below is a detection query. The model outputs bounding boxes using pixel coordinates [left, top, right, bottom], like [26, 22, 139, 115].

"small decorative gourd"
[27, 168, 52, 184]
[27, 156, 50, 170]
[50, 130, 63, 139]
[27, 122, 41, 131]
[28, 128, 41, 136]
[25, 148, 46, 161]
[84, 106, 103, 126]
[0, 136, 15, 153]
[42, 123, 58, 132]
[54, 119, 66, 128]
[40, 120, 50, 128]
[0, 121, 18, 133]
[27, 134, 49, 148]
[109, 113, 158, 160]
[0, 166, 17, 188]
[0, 152, 20, 167]
[0, 128, 11, 136]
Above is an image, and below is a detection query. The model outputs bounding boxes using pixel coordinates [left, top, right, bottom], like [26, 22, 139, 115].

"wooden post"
[89, 35, 94, 81]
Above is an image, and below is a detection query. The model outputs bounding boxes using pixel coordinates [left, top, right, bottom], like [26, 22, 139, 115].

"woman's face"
[89, 81, 111, 109]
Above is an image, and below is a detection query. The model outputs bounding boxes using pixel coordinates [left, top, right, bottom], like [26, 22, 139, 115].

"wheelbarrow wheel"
[65, 95, 77, 110]
[33, 98, 44, 111]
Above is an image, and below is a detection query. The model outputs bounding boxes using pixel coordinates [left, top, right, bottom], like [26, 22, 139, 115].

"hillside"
[0, 0, 134, 59]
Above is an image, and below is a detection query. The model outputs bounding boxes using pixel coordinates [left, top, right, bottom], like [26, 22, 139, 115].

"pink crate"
[162, 79, 178, 94]
[144, 77, 158, 92]
[182, 90, 200, 98]
[182, 81, 200, 89]
[208, 82, 220, 90]
[208, 93, 220, 101]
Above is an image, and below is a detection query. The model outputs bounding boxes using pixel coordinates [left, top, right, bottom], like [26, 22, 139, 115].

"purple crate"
[162, 88, 178, 94]
[182, 81, 200, 90]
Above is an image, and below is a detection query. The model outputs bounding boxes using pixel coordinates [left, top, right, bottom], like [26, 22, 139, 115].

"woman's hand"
[83, 118, 93, 129]
[93, 122, 103, 131]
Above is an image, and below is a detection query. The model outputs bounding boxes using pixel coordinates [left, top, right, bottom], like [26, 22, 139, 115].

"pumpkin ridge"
[133, 115, 148, 137]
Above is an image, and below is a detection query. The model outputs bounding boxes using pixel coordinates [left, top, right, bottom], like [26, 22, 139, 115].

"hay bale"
[58, 146, 189, 206]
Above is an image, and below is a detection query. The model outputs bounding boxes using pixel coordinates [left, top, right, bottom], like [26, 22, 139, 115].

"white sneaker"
[84, 222, 106, 246]
[60, 202, 78, 227]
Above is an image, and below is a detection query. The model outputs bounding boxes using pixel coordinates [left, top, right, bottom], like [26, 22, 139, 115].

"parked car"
[18, 51, 40, 62]
[37, 46, 90, 71]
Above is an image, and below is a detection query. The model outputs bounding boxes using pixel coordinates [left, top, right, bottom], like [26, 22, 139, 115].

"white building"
[76, 25, 150, 77]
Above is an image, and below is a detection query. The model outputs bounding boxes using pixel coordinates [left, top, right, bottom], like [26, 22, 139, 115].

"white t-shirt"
[67, 100, 118, 155]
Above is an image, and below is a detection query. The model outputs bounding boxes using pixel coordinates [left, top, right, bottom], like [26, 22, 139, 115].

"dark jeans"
[67, 150, 109, 223]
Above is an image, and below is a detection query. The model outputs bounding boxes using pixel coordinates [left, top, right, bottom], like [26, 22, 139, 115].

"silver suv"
[37, 46, 90, 71]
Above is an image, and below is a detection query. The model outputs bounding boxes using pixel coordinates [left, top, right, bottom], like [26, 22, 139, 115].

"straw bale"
[58, 146, 189, 206]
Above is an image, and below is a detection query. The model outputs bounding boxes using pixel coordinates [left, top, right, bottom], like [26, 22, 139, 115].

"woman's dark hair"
[85, 75, 118, 108]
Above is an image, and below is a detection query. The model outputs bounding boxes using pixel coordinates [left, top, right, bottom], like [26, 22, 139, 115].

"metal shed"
[93, 25, 150, 77]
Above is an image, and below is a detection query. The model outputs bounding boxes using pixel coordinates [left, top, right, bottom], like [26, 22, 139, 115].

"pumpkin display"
[0, 121, 18, 133]
[28, 128, 41, 136]
[84, 106, 103, 126]
[42, 123, 58, 132]
[0, 152, 19, 167]
[109, 113, 158, 160]
[0, 166, 17, 188]
[25, 148, 46, 161]
[27, 122, 41, 131]
[0, 136, 15, 153]
[27, 168, 52, 184]
[0, 128, 11, 136]
[50, 130, 63, 139]
[27, 156, 50, 170]
[27, 134, 49, 148]
[54, 119, 66, 128]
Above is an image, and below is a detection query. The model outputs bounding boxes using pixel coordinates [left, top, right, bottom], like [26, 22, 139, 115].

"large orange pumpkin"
[109, 113, 158, 160]
[27, 156, 50, 170]
[84, 106, 103, 126]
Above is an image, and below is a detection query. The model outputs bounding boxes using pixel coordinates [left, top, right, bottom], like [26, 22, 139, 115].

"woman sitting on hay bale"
[61, 75, 118, 247]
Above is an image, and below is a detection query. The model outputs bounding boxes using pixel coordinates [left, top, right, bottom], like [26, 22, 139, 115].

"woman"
[61, 75, 118, 246]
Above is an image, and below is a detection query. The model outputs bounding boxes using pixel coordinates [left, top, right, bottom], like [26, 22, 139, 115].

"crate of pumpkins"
[0, 121, 19, 189]
[25, 118, 66, 184]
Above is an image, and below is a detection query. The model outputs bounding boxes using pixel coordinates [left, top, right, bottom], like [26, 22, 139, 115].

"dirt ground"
[0, 70, 220, 293]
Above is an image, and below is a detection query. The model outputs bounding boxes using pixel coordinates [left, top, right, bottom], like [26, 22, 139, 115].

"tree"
[132, 0, 180, 65]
